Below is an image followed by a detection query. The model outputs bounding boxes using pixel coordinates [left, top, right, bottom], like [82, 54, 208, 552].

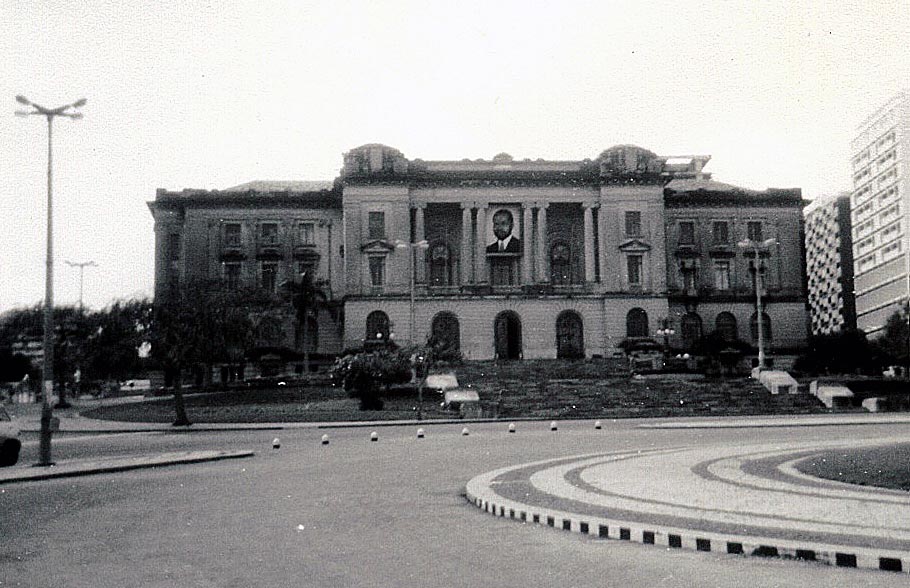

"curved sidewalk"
[466, 436, 910, 574]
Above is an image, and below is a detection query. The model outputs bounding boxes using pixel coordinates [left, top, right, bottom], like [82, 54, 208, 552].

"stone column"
[474, 203, 488, 283]
[598, 202, 609, 286]
[536, 203, 549, 283]
[583, 203, 596, 283]
[413, 203, 426, 284]
[460, 203, 472, 285]
[522, 202, 534, 284]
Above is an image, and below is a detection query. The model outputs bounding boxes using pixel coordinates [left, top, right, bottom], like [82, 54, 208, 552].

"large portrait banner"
[485, 205, 522, 256]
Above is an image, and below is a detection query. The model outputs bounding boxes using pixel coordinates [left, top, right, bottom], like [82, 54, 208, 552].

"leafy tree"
[149, 280, 254, 425]
[793, 328, 880, 375]
[873, 302, 910, 373]
[281, 270, 334, 374]
[330, 347, 414, 410]
[0, 349, 35, 383]
[82, 299, 153, 384]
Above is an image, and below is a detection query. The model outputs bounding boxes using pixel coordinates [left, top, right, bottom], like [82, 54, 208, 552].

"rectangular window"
[368, 256, 385, 287]
[224, 223, 242, 247]
[261, 262, 278, 292]
[368, 212, 385, 240]
[712, 221, 729, 244]
[624, 211, 642, 237]
[678, 221, 695, 245]
[167, 233, 181, 262]
[298, 222, 315, 245]
[627, 255, 642, 286]
[260, 223, 279, 246]
[882, 240, 902, 262]
[224, 262, 241, 290]
[747, 221, 763, 242]
[713, 261, 731, 291]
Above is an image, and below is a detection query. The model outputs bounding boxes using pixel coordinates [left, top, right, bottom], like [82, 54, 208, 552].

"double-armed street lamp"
[737, 237, 777, 372]
[66, 260, 97, 310]
[15, 94, 86, 466]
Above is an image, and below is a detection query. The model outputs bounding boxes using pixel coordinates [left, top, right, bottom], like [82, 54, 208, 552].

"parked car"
[0, 406, 21, 467]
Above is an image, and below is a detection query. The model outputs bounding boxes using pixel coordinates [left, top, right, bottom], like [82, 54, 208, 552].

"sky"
[1, 0, 908, 312]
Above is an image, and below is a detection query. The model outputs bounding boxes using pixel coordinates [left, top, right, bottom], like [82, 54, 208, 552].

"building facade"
[150, 144, 810, 371]
[804, 192, 856, 335]
[148, 181, 345, 377]
[850, 90, 910, 335]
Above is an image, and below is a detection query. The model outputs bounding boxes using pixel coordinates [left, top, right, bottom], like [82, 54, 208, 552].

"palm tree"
[282, 271, 334, 375]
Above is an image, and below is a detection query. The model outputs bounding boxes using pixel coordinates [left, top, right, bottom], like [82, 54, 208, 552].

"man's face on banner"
[492, 210, 513, 241]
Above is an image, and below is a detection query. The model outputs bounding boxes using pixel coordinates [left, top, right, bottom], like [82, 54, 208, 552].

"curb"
[0, 450, 255, 484]
[465, 463, 910, 575]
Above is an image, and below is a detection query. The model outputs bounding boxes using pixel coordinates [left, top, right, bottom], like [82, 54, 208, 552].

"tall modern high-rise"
[804, 192, 855, 335]
[850, 90, 910, 336]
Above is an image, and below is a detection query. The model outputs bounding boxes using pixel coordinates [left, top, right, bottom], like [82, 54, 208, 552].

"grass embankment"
[81, 360, 827, 424]
[796, 443, 910, 492]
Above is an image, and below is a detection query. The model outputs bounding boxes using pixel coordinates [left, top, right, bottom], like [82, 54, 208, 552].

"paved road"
[2, 419, 908, 587]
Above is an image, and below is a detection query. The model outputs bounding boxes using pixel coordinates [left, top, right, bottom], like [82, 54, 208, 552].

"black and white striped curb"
[465, 451, 910, 574]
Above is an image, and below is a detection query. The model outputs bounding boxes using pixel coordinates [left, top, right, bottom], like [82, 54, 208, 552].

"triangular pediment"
[360, 239, 396, 254]
[618, 238, 651, 252]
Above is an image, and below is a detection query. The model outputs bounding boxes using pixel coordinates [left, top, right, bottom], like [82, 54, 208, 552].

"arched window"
[715, 312, 738, 342]
[295, 316, 319, 353]
[556, 311, 584, 359]
[429, 242, 453, 287]
[550, 241, 572, 285]
[430, 312, 460, 352]
[626, 308, 649, 338]
[365, 310, 390, 342]
[750, 312, 772, 343]
[680, 312, 703, 349]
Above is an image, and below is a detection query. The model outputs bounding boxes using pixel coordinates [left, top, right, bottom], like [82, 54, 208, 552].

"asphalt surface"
[3, 418, 910, 587]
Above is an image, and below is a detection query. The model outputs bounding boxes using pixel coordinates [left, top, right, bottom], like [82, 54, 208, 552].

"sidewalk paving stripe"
[465, 446, 910, 574]
[0, 450, 254, 484]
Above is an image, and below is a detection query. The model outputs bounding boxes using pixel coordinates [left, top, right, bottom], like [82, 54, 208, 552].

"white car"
[0, 406, 21, 467]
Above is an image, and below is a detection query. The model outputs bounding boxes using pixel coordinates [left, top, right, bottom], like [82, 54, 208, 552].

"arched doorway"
[494, 311, 522, 360]
[430, 311, 460, 353]
[715, 312, 738, 342]
[365, 310, 390, 342]
[556, 311, 584, 359]
[626, 308, 649, 337]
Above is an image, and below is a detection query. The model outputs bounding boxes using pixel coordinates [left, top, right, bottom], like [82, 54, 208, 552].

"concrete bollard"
[462, 427, 470, 436]
[370, 431, 379, 442]
[508, 423, 516, 433]
[550, 421, 558, 431]
[321, 434, 329, 445]
[417, 428, 425, 439]
[594, 420, 602, 430]
[272, 437, 281, 449]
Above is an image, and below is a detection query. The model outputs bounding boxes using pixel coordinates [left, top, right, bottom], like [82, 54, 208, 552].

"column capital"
[460, 202, 473, 210]
[475, 201, 489, 210]
[535, 202, 550, 210]
[582, 201, 600, 210]
[521, 201, 535, 209]
[410, 201, 428, 210]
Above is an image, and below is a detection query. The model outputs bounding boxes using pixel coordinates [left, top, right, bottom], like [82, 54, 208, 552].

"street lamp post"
[65, 260, 97, 310]
[738, 237, 777, 372]
[656, 318, 675, 354]
[15, 94, 86, 466]
[395, 239, 429, 418]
